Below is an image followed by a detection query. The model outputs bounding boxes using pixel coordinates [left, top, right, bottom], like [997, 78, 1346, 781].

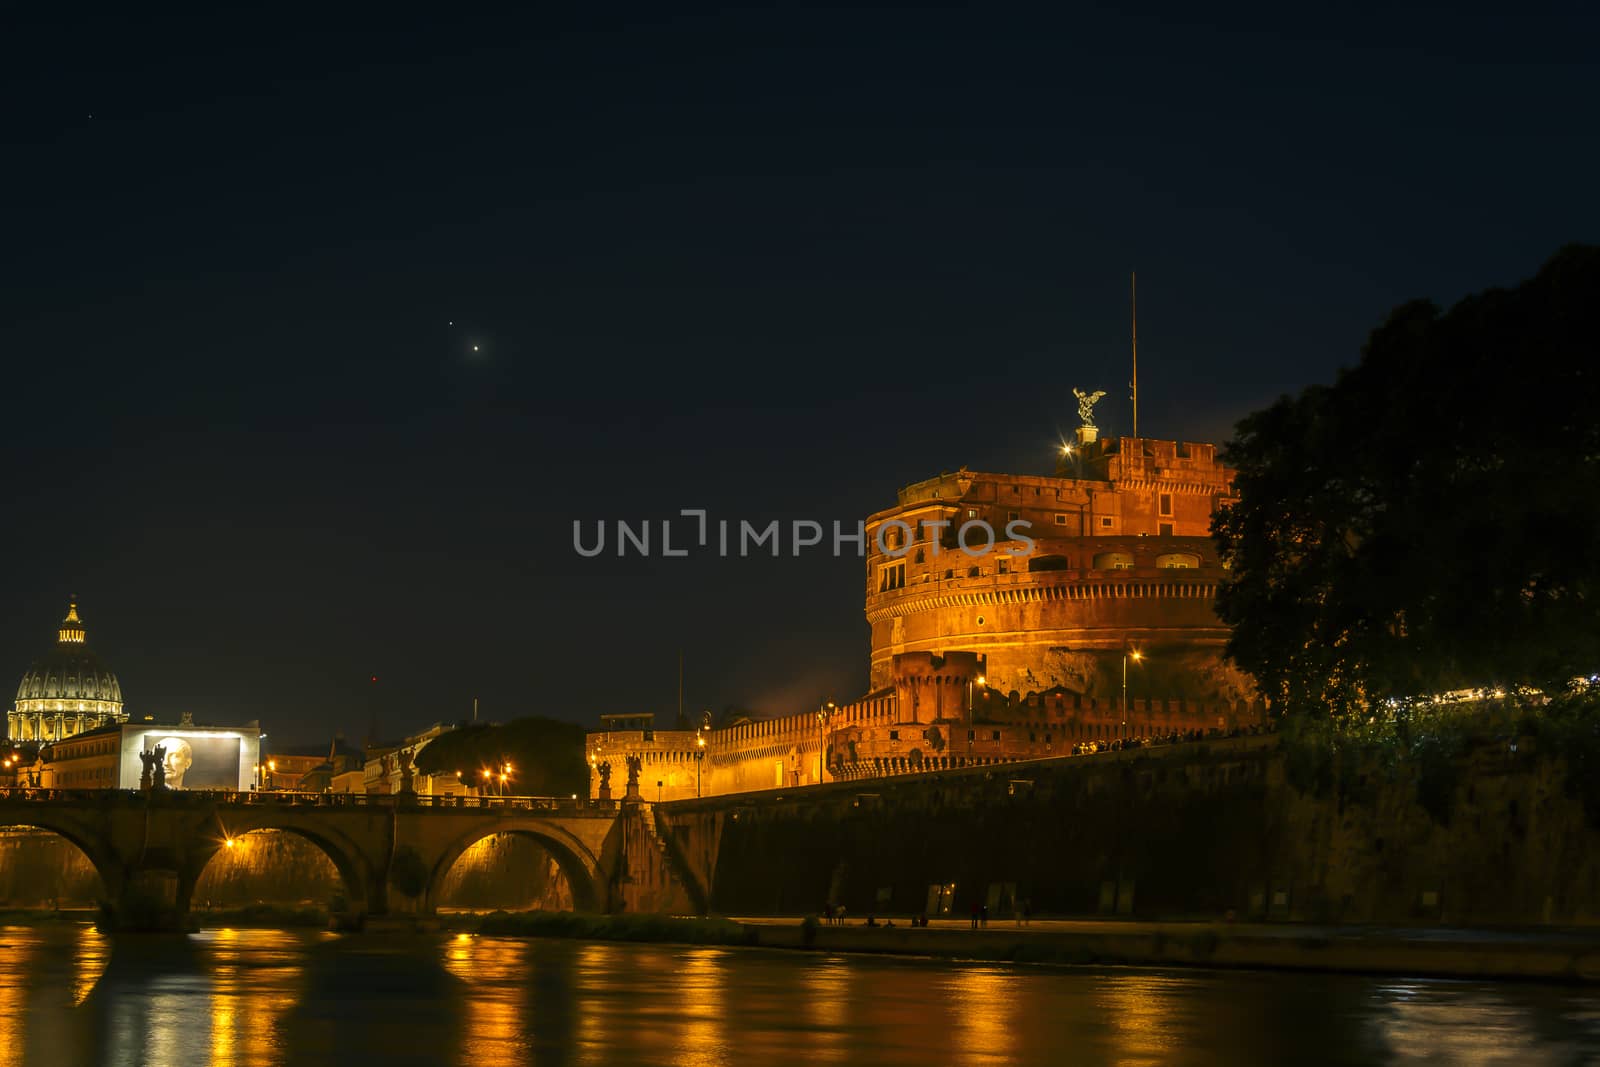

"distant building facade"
[365, 723, 476, 797]
[262, 737, 364, 792]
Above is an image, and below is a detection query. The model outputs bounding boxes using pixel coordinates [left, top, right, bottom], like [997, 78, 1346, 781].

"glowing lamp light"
[224, 838, 235, 849]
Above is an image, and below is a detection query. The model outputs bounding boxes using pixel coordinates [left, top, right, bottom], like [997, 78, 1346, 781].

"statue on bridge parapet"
[624, 754, 642, 802]
[140, 746, 169, 791]
[597, 760, 613, 802]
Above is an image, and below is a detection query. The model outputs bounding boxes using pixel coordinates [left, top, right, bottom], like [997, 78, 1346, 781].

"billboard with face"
[119, 728, 257, 791]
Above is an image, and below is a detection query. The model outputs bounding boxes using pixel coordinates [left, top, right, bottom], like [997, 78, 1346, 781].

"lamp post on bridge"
[817, 702, 835, 785]
[695, 724, 706, 798]
[1122, 649, 1143, 742]
[965, 675, 985, 762]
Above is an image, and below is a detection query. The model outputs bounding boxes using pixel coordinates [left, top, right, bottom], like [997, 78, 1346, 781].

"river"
[1, 923, 1597, 1065]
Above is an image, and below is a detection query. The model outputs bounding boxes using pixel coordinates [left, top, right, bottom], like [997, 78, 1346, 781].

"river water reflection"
[2, 923, 1598, 1065]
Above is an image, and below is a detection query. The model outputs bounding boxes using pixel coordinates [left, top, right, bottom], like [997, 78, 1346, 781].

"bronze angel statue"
[1073, 388, 1106, 428]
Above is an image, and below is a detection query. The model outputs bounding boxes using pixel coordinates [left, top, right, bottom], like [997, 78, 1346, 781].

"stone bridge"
[0, 789, 695, 925]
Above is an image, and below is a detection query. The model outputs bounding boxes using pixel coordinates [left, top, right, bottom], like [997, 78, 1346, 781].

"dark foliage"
[1214, 245, 1600, 717]
[412, 717, 587, 797]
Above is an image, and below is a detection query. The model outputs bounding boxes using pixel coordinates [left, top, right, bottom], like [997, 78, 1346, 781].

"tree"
[1214, 245, 1600, 718]
[413, 717, 588, 796]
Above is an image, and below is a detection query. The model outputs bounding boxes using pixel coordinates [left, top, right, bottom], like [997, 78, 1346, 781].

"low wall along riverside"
[658, 735, 1600, 926]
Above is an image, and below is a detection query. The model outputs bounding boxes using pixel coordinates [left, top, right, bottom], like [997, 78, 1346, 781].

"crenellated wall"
[587, 649, 1261, 802]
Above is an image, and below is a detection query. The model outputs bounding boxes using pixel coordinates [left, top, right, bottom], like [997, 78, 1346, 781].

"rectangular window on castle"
[1159, 523, 1174, 536]
[1054, 514, 1068, 525]
[1159, 493, 1174, 517]
[878, 561, 906, 592]
[1100, 516, 1114, 528]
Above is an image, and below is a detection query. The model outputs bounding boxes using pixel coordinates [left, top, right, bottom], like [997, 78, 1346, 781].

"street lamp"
[1122, 649, 1144, 741]
[817, 702, 835, 785]
[965, 675, 987, 762]
[695, 728, 706, 798]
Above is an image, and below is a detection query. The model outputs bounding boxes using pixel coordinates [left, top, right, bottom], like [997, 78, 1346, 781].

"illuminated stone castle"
[865, 432, 1252, 708]
[9, 601, 127, 742]
[589, 423, 1262, 801]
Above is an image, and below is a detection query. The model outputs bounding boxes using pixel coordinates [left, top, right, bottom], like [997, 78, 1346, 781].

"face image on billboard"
[142, 734, 242, 790]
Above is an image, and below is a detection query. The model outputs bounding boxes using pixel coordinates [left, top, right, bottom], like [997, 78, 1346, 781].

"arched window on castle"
[1156, 552, 1200, 569]
[1093, 552, 1134, 570]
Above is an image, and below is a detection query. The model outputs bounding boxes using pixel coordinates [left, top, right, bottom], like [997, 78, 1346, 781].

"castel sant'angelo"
[588, 395, 1263, 802]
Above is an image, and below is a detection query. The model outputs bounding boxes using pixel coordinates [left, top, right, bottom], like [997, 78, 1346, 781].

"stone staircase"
[643, 803, 710, 915]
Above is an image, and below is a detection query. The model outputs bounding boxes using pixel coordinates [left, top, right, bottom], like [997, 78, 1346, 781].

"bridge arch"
[0, 814, 122, 903]
[425, 820, 604, 914]
[190, 813, 377, 915]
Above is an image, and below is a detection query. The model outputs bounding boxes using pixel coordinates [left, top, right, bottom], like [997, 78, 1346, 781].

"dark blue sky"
[2, 6, 1594, 745]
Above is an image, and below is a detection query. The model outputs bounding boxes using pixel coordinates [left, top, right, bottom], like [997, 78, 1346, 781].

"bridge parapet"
[0, 788, 619, 818]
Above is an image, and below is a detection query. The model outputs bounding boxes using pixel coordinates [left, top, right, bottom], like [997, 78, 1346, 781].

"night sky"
[3, 7, 1594, 746]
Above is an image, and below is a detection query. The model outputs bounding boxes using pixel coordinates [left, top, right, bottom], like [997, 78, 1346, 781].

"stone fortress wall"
[589, 647, 1258, 804]
[588, 431, 1264, 803]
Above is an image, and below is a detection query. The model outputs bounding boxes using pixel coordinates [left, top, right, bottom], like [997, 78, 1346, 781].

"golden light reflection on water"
[1091, 972, 1200, 1067]
[71, 926, 110, 1006]
[803, 958, 854, 1064]
[0, 929, 39, 1067]
[673, 948, 730, 1067]
[0, 923, 1591, 1066]
[194, 928, 307, 1067]
[573, 942, 624, 1067]
[945, 966, 1020, 1066]
[441, 934, 535, 1064]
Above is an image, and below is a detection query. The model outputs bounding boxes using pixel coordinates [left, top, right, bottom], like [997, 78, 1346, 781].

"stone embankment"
[738, 918, 1600, 983]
